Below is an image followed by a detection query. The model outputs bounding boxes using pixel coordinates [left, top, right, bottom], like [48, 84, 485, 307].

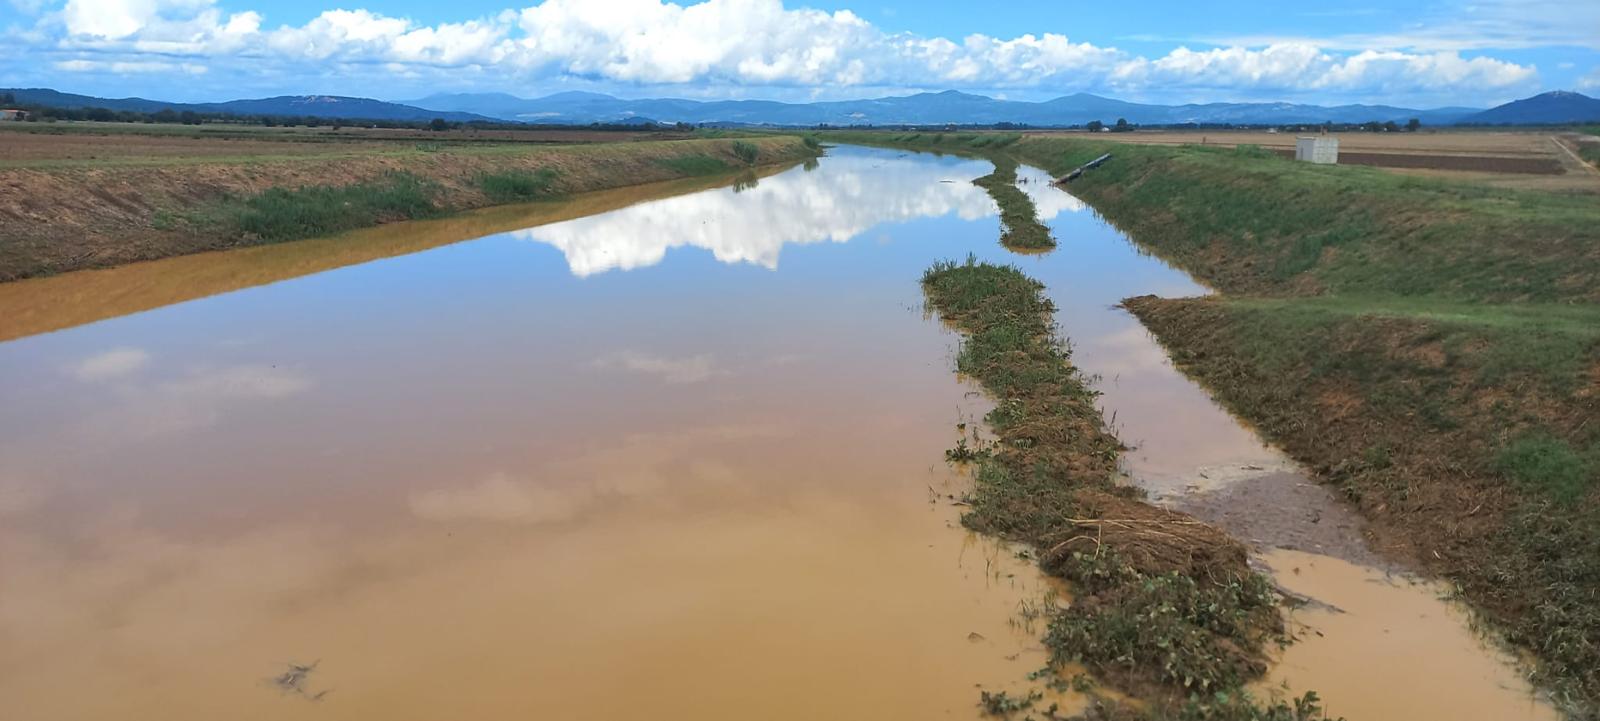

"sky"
[1, 0, 1598, 107]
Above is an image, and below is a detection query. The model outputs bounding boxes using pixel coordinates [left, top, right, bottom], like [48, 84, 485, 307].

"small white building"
[1295, 136, 1339, 164]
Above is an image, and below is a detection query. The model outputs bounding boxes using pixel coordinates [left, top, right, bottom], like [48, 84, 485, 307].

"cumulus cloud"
[28, 0, 1542, 98]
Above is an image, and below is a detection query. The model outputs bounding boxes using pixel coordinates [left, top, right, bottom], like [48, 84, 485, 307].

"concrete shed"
[1295, 136, 1339, 164]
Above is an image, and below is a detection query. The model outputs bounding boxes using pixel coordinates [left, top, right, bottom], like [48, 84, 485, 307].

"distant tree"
[1113, 117, 1132, 132]
[179, 110, 201, 125]
[1, 91, 14, 106]
[429, 118, 449, 132]
[1406, 117, 1422, 132]
[153, 109, 180, 124]
[1383, 120, 1400, 132]
[1086, 120, 1104, 132]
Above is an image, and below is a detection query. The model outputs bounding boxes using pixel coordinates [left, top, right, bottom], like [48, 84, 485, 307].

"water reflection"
[514, 151, 996, 276]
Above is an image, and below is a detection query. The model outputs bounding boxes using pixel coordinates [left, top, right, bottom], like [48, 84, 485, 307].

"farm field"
[1028, 128, 1600, 191]
[0, 121, 702, 166]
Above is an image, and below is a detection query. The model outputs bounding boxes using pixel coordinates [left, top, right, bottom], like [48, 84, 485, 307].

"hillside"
[1463, 90, 1600, 125]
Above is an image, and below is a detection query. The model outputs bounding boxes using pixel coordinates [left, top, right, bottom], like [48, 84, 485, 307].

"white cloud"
[56, 59, 208, 73]
[591, 351, 721, 384]
[69, 347, 150, 381]
[27, 0, 1545, 99]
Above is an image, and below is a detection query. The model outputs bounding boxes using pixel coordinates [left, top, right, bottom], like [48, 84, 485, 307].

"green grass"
[1495, 434, 1597, 506]
[971, 156, 1056, 251]
[214, 172, 443, 242]
[474, 167, 559, 202]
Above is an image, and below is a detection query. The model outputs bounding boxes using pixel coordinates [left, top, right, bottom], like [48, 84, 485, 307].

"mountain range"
[6, 87, 1598, 127]
[403, 89, 1494, 127]
[3, 88, 494, 123]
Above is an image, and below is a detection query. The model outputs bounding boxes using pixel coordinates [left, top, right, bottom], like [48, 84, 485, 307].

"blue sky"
[2, 0, 1597, 107]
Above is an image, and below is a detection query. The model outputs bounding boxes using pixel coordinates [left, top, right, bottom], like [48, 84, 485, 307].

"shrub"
[732, 140, 760, 165]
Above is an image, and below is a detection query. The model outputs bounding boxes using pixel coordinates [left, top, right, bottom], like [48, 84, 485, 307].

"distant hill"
[22, 86, 1595, 128]
[3, 88, 493, 123]
[406, 89, 1481, 127]
[5, 88, 178, 113]
[1462, 91, 1600, 125]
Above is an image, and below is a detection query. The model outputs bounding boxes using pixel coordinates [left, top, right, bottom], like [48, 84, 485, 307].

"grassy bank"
[0, 136, 817, 281]
[833, 130, 1600, 716]
[924, 257, 1332, 720]
[1123, 295, 1600, 714]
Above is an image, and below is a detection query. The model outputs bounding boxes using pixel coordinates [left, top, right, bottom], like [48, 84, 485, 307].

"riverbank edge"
[824, 131, 1598, 717]
[923, 257, 1333, 720]
[0, 136, 819, 281]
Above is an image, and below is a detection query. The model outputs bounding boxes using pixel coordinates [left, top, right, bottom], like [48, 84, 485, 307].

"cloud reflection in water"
[512, 151, 1071, 277]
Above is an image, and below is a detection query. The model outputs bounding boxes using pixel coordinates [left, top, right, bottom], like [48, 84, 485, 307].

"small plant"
[946, 437, 986, 462]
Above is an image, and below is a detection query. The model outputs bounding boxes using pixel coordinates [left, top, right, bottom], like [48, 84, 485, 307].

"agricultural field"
[0, 121, 701, 166]
[1028, 128, 1600, 192]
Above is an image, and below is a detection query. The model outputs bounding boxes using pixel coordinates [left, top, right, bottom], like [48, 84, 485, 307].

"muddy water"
[0, 146, 1555, 721]
[0, 147, 1083, 721]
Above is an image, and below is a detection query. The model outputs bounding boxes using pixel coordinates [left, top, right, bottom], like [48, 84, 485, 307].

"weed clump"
[732, 140, 760, 165]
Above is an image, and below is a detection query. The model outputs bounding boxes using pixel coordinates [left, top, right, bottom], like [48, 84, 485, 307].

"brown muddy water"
[0, 147, 1557, 720]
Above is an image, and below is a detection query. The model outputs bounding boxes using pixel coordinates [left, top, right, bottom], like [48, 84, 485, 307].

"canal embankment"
[0, 135, 819, 281]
